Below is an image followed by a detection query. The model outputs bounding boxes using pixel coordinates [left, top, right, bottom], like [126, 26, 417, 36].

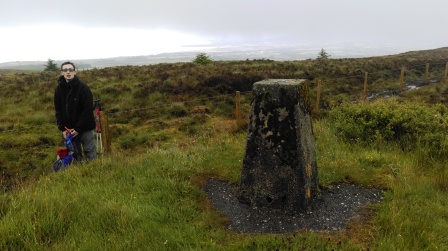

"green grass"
[1, 119, 447, 250]
[314, 119, 398, 188]
[316, 117, 448, 250]
[0, 131, 348, 251]
[375, 163, 448, 250]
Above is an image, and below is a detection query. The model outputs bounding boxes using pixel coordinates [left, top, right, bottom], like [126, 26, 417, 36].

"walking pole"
[94, 99, 103, 154]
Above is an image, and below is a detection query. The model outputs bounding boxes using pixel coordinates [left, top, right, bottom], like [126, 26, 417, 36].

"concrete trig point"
[239, 79, 318, 213]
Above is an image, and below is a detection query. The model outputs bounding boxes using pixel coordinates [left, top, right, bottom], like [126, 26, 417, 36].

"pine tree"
[193, 53, 213, 65]
[44, 59, 59, 71]
[317, 49, 330, 60]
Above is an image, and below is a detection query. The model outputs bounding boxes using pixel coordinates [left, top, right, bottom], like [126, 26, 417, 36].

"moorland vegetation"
[0, 47, 447, 250]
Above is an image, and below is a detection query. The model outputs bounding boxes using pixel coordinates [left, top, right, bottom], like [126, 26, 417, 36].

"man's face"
[61, 64, 76, 80]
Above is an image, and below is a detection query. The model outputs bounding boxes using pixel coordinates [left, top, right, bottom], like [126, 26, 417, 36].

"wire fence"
[0, 62, 447, 154]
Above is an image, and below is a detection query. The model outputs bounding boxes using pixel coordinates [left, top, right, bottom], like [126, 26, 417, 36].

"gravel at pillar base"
[239, 79, 318, 214]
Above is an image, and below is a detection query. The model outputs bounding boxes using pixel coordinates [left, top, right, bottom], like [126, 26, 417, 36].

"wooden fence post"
[425, 63, 429, 84]
[399, 67, 405, 91]
[443, 62, 448, 83]
[363, 72, 368, 101]
[99, 111, 111, 154]
[315, 80, 322, 112]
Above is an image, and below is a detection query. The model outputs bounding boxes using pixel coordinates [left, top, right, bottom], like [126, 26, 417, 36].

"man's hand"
[70, 129, 79, 137]
[63, 127, 79, 138]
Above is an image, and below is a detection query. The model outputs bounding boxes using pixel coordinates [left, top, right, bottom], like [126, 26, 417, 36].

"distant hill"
[1, 44, 443, 71]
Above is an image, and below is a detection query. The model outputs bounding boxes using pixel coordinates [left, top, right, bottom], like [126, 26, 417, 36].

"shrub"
[328, 99, 448, 157]
[192, 53, 212, 65]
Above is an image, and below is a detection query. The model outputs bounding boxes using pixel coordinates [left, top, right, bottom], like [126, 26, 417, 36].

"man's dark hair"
[61, 61, 76, 71]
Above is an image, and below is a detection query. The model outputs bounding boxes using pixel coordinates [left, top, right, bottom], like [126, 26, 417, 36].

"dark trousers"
[72, 130, 97, 163]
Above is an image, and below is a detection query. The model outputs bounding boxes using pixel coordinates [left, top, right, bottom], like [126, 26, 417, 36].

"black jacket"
[54, 75, 95, 133]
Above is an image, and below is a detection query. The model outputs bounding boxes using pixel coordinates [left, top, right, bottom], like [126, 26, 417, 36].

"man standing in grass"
[54, 61, 97, 163]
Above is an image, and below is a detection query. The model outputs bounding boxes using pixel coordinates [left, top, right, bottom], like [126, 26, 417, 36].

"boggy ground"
[204, 178, 383, 234]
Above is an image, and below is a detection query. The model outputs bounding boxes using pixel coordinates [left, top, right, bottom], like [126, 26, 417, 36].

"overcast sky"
[0, 0, 446, 63]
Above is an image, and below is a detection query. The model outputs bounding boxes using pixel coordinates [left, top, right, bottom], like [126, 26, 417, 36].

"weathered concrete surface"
[239, 79, 318, 213]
